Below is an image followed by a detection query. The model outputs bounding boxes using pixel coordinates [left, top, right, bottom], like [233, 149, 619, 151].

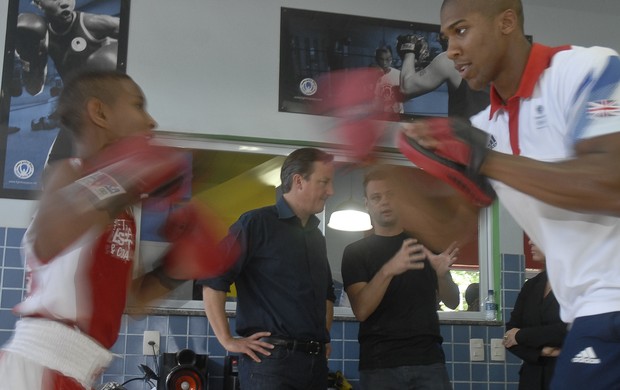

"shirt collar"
[276, 194, 320, 229]
[489, 43, 571, 117]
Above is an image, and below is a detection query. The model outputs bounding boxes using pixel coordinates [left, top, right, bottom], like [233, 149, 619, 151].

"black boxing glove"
[16, 13, 48, 95]
[397, 34, 429, 62]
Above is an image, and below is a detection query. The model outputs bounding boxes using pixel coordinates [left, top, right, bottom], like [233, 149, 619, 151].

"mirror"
[134, 133, 495, 321]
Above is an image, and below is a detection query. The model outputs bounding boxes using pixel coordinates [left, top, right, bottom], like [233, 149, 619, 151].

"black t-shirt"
[341, 232, 445, 369]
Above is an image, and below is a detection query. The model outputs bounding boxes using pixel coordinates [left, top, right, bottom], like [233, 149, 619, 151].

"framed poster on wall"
[0, 0, 130, 199]
[278, 7, 490, 122]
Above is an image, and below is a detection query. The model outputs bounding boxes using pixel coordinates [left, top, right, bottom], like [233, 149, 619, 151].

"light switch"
[470, 338, 484, 361]
[490, 338, 505, 361]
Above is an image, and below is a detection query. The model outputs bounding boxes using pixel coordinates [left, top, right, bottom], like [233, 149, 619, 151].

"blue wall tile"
[331, 321, 344, 340]
[502, 254, 522, 272]
[472, 362, 488, 382]
[126, 334, 144, 355]
[188, 336, 208, 355]
[2, 268, 24, 289]
[503, 272, 522, 290]
[453, 325, 471, 343]
[188, 316, 209, 335]
[453, 362, 471, 381]
[126, 316, 148, 334]
[3, 248, 22, 268]
[453, 343, 470, 362]
[343, 321, 359, 340]
[0, 289, 22, 307]
[489, 362, 506, 382]
[6, 228, 25, 247]
[169, 315, 188, 335]
[0, 223, 527, 388]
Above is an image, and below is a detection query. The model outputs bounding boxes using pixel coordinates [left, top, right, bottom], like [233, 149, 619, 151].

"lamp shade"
[327, 199, 372, 232]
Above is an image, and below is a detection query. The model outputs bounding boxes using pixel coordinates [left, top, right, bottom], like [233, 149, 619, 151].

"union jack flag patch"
[587, 99, 620, 118]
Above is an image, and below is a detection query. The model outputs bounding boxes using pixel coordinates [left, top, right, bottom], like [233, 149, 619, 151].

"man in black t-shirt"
[341, 167, 460, 390]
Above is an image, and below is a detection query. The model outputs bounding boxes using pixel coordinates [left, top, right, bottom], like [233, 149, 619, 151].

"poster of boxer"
[278, 7, 490, 122]
[0, 0, 130, 199]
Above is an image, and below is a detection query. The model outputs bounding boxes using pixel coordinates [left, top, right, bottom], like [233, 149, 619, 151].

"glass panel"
[134, 134, 493, 320]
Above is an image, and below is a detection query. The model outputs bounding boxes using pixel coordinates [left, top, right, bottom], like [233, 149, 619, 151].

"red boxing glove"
[159, 201, 238, 280]
[314, 68, 397, 163]
[77, 134, 188, 213]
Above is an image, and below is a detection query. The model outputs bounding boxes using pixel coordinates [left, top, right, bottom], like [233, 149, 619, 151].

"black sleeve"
[516, 321, 568, 349]
[341, 241, 368, 289]
[505, 278, 542, 364]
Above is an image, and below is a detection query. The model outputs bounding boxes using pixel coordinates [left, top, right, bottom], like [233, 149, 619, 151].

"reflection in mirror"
[135, 135, 493, 320]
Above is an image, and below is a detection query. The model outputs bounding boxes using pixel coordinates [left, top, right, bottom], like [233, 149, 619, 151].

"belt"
[260, 336, 325, 355]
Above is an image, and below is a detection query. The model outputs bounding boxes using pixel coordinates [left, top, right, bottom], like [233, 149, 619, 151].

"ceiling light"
[328, 198, 372, 232]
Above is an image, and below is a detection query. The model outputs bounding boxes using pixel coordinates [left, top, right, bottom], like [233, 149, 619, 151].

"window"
[132, 133, 497, 322]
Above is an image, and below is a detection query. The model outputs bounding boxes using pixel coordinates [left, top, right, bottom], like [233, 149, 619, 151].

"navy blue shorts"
[551, 312, 620, 390]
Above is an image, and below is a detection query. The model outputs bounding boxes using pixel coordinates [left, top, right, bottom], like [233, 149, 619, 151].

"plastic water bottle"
[485, 289, 497, 320]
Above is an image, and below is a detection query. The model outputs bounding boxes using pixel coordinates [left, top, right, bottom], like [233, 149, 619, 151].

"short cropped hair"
[280, 148, 334, 193]
[363, 166, 393, 196]
[56, 70, 133, 138]
[375, 46, 393, 61]
[441, 0, 524, 30]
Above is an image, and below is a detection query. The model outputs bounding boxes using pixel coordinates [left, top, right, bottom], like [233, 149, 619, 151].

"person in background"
[503, 241, 567, 390]
[0, 70, 219, 389]
[373, 46, 404, 114]
[402, 0, 620, 387]
[397, 35, 489, 120]
[15, 0, 120, 160]
[200, 147, 336, 390]
[465, 282, 480, 311]
[341, 167, 460, 390]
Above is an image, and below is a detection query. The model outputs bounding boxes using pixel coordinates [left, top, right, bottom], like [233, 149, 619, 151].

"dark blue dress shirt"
[198, 195, 336, 343]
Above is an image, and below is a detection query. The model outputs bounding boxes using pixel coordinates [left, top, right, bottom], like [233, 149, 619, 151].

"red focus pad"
[160, 201, 238, 280]
[422, 117, 490, 172]
[81, 134, 188, 207]
[397, 131, 495, 207]
[314, 68, 398, 163]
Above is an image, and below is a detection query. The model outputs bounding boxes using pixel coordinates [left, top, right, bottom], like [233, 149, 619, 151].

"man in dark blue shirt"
[199, 147, 336, 390]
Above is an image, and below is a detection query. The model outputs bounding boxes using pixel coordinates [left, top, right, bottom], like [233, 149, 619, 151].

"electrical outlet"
[469, 338, 485, 361]
[490, 338, 505, 361]
[143, 330, 160, 355]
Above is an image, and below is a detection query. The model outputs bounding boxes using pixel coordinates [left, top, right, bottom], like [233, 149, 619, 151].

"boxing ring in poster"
[0, 0, 130, 199]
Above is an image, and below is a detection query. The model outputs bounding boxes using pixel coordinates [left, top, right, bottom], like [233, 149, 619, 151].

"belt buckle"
[307, 341, 321, 355]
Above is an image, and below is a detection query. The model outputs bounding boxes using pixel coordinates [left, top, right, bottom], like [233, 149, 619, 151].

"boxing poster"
[278, 7, 490, 122]
[0, 0, 130, 199]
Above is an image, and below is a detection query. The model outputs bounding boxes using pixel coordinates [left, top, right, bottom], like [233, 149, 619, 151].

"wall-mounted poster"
[278, 7, 490, 122]
[0, 0, 130, 199]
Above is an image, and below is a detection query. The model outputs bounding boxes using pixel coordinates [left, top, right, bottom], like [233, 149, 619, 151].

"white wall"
[1, 0, 619, 229]
[126, 0, 620, 144]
